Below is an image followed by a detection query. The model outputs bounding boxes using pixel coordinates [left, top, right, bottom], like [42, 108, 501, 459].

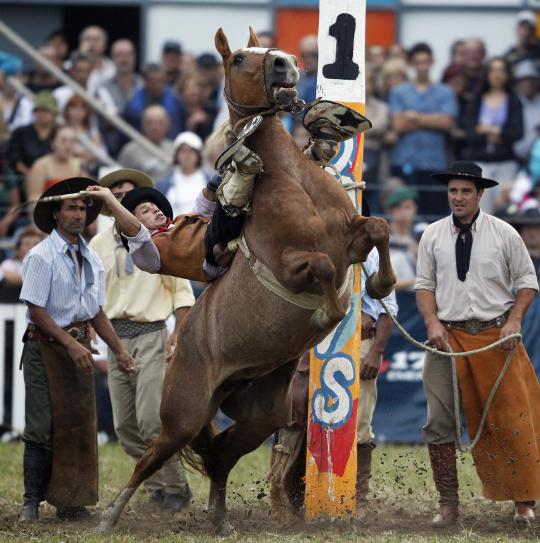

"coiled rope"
[360, 263, 521, 453]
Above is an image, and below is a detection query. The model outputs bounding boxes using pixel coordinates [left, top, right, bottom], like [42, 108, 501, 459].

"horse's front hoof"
[213, 519, 235, 537]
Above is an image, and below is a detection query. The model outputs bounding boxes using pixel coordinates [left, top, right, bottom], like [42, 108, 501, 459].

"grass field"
[0, 441, 537, 542]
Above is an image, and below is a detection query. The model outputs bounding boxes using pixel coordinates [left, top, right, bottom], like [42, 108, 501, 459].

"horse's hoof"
[214, 520, 235, 537]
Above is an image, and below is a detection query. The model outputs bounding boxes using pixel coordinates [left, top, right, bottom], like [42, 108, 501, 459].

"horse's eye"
[233, 55, 244, 66]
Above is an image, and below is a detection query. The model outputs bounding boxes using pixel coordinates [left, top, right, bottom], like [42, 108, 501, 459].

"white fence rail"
[0, 304, 27, 434]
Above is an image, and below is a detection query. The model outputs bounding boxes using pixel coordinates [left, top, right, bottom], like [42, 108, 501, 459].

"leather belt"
[24, 321, 90, 343]
[441, 311, 510, 335]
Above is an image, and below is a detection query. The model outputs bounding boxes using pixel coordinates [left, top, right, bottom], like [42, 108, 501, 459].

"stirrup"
[215, 115, 263, 172]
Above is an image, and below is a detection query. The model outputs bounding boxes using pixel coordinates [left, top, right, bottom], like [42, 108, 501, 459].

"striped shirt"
[361, 248, 399, 321]
[20, 229, 105, 327]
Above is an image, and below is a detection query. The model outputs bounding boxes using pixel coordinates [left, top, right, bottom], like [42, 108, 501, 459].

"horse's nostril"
[273, 57, 287, 71]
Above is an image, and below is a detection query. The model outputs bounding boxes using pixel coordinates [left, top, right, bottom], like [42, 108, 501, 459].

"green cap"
[386, 186, 418, 209]
[33, 91, 58, 114]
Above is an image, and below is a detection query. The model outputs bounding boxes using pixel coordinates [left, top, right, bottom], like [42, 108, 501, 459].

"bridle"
[223, 48, 306, 134]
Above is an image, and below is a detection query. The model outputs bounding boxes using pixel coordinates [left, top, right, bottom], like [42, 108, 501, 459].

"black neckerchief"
[452, 209, 480, 282]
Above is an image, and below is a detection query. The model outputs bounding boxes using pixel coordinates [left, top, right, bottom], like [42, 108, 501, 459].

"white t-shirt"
[166, 168, 207, 217]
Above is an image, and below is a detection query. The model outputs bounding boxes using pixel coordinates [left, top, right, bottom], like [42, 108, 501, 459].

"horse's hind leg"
[201, 360, 297, 534]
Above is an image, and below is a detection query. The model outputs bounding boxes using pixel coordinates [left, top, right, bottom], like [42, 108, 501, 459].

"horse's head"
[215, 27, 300, 117]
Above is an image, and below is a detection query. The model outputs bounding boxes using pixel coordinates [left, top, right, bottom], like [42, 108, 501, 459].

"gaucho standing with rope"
[415, 161, 540, 527]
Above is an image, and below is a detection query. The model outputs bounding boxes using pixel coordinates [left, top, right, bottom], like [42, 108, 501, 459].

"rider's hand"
[499, 317, 521, 352]
[427, 320, 448, 351]
[86, 185, 114, 202]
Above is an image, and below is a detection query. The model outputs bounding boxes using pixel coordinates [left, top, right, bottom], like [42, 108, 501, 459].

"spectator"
[257, 31, 276, 49]
[505, 10, 540, 71]
[26, 125, 86, 202]
[6, 91, 56, 184]
[161, 41, 183, 87]
[195, 53, 223, 118]
[378, 58, 408, 99]
[0, 226, 44, 286]
[385, 186, 419, 291]
[63, 94, 107, 174]
[442, 63, 469, 160]
[26, 45, 61, 93]
[44, 29, 69, 62]
[366, 45, 386, 74]
[156, 131, 207, 217]
[462, 38, 487, 101]
[364, 65, 390, 210]
[448, 39, 467, 68]
[102, 39, 142, 113]
[0, 146, 21, 238]
[513, 60, 540, 163]
[78, 25, 116, 94]
[297, 35, 318, 103]
[118, 105, 173, 180]
[0, 51, 23, 78]
[389, 42, 456, 217]
[2, 77, 34, 132]
[178, 73, 214, 140]
[460, 57, 523, 213]
[54, 51, 116, 116]
[123, 63, 186, 139]
[511, 208, 540, 281]
[387, 43, 407, 62]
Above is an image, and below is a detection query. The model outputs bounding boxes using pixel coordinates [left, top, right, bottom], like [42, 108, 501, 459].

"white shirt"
[415, 211, 539, 321]
[166, 168, 208, 217]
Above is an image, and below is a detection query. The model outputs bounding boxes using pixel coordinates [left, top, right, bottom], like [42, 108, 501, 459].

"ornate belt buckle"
[465, 320, 482, 335]
[67, 327, 81, 340]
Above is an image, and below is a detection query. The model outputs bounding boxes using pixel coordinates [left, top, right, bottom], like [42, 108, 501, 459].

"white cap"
[173, 131, 203, 155]
[517, 10, 537, 27]
[514, 59, 540, 80]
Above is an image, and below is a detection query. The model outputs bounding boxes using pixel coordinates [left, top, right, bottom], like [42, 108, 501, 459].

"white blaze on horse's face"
[243, 47, 300, 90]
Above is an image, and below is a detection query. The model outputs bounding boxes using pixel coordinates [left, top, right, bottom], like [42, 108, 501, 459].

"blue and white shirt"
[361, 248, 398, 322]
[20, 229, 105, 327]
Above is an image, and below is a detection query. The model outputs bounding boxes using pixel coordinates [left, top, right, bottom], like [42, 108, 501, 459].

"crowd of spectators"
[0, 13, 540, 295]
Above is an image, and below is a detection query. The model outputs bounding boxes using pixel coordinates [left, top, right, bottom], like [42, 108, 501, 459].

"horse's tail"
[179, 423, 218, 477]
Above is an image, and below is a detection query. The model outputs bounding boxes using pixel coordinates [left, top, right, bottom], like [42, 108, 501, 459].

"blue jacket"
[122, 87, 187, 139]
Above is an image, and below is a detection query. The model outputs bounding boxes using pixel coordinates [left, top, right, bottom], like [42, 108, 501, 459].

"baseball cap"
[514, 60, 540, 80]
[173, 131, 203, 155]
[386, 187, 418, 209]
[33, 91, 58, 114]
[196, 53, 220, 69]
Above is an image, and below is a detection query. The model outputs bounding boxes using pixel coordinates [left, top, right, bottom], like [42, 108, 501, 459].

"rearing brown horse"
[98, 28, 395, 535]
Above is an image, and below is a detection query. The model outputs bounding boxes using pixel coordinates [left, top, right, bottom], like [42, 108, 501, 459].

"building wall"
[145, 4, 273, 62]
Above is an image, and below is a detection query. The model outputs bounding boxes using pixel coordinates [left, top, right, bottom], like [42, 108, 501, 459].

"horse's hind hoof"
[214, 520, 235, 537]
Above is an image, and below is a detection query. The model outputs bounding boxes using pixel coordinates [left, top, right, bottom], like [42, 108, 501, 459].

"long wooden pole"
[304, 0, 367, 521]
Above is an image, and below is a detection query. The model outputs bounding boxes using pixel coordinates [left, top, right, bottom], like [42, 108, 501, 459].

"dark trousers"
[204, 203, 245, 266]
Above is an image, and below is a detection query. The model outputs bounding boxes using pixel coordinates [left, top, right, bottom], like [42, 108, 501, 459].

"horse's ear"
[247, 26, 261, 48]
[215, 28, 231, 61]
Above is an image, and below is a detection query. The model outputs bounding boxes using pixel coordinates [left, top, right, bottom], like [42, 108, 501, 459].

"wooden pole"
[304, 0, 367, 521]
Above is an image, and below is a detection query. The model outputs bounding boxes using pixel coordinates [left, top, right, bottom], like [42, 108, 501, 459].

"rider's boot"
[428, 442, 459, 528]
[216, 144, 263, 217]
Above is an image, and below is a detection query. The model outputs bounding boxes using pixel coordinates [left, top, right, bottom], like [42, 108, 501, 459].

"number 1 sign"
[305, 0, 367, 521]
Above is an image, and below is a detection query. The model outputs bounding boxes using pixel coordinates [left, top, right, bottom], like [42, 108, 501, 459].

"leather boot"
[356, 442, 374, 520]
[19, 444, 52, 523]
[427, 443, 459, 528]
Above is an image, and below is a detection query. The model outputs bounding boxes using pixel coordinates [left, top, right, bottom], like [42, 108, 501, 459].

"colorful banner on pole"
[305, 0, 367, 520]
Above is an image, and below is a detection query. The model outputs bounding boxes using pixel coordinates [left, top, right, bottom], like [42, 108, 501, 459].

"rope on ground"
[359, 263, 521, 453]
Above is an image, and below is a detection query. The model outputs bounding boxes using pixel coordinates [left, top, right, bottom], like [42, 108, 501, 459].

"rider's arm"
[124, 225, 162, 273]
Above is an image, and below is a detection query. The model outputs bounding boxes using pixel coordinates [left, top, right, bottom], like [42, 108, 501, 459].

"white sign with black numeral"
[316, 0, 366, 103]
